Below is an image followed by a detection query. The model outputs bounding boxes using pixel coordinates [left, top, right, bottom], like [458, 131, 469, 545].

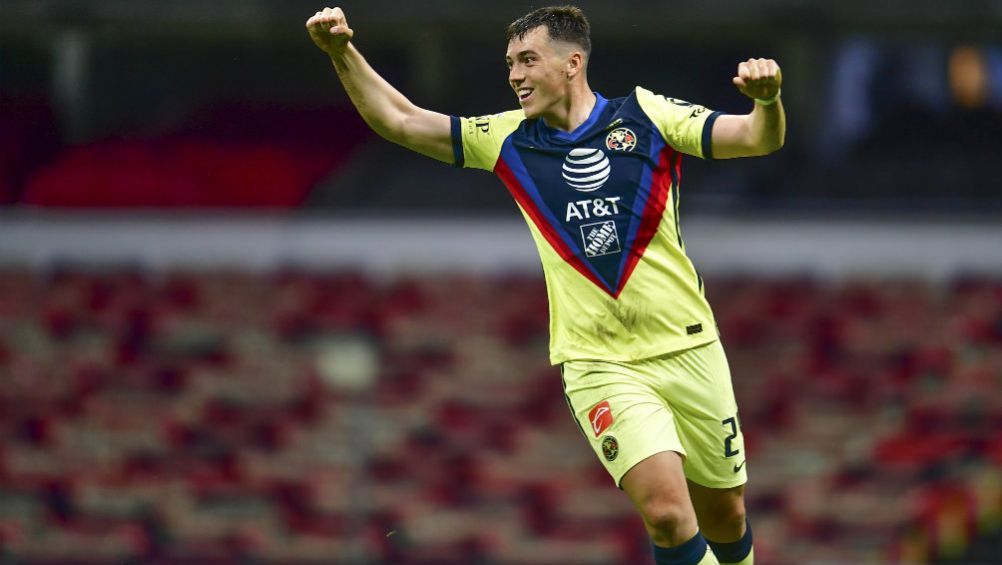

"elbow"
[362, 105, 414, 145]
[358, 113, 398, 143]
[760, 132, 785, 156]
[391, 108, 427, 147]
[371, 124, 397, 143]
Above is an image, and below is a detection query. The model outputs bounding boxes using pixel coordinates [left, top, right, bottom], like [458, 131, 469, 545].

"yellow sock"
[697, 545, 721, 564]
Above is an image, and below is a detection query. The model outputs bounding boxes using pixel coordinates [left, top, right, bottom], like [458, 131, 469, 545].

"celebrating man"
[306, 6, 784, 565]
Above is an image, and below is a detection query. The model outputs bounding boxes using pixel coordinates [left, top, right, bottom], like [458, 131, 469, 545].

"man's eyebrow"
[506, 49, 539, 61]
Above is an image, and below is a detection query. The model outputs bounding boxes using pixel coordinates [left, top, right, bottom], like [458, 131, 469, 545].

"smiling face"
[505, 26, 582, 120]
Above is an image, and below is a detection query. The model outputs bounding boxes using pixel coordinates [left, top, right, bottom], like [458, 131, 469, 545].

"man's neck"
[541, 84, 597, 133]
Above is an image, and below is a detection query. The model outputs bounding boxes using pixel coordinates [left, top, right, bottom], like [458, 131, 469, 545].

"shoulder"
[463, 109, 526, 136]
[498, 108, 527, 122]
[455, 109, 527, 170]
[633, 86, 699, 112]
[634, 86, 657, 107]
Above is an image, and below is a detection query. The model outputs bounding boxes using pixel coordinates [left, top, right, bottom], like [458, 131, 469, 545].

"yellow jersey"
[450, 87, 722, 364]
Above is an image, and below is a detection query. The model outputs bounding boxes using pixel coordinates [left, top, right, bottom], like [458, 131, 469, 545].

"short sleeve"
[635, 86, 722, 160]
[450, 110, 525, 171]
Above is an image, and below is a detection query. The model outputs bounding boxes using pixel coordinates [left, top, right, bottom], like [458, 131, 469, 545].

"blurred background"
[1, 1, 1002, 564]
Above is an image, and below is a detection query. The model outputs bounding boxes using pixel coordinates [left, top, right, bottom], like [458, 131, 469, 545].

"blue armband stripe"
[702, 111, 722, 160]
[450, 116, 464, 168]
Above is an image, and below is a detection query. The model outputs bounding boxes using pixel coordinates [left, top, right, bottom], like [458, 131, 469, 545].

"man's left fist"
[733, 58, 782, 101]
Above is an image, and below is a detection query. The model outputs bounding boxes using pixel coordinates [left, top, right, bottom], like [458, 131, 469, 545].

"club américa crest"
[605, 127, 637, 152]
[601, 435, 619, 462]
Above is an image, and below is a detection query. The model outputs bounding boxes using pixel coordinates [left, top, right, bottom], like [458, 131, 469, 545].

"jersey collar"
[545, 92, 608, 143]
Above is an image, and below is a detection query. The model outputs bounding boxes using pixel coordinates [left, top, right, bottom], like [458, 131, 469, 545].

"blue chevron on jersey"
[496, 92, 676, 297]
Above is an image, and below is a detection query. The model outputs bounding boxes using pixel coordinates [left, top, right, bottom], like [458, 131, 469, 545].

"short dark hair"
[505, 5, 591, 57]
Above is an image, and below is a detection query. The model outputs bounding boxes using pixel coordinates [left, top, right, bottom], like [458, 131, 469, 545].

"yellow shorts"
[561, 340, 747, 489]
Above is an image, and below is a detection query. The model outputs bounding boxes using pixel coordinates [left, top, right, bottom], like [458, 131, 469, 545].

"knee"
[714, 498, 747, 535]
[639, 498, 698, 545]
[701, 487, 747, 541]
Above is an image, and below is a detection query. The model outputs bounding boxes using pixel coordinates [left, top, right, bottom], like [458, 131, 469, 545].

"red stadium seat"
[1, 269, 1000, 564]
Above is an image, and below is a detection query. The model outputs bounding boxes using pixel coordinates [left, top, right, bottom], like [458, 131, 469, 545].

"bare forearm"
[747, 98, 786, 155]
[307, 8, 455, 163]
[711, 101, 786, 159]
[712, 57, 785, 158]
[329, 43, 413, 140]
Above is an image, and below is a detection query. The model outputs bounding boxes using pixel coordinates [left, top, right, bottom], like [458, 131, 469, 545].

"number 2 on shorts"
[722, 416, 740, 458]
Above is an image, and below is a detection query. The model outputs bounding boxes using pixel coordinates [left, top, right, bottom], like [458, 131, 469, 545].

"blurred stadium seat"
[1, 268, 1000, 564]
[18, 105, 370, 209]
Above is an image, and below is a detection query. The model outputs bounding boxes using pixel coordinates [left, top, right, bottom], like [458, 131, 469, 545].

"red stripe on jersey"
[495, 158, 611, 294]
[613, 146, 677, 298]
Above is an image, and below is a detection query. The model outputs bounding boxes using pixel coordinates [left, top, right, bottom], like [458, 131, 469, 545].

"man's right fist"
[306, 7, 354, 56]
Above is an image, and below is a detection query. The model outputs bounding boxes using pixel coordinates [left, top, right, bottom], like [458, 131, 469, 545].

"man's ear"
[567, 51, 585, 79]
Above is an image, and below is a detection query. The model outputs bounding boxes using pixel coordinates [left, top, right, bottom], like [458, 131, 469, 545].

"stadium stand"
[14, 104, 369, 209]
[0, 95, 61, 206]
[1, 268, 1000, 564]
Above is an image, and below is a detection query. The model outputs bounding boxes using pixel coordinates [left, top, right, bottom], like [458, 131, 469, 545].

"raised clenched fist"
[306, 7, 354, 56]
[732, 58, 782, 102]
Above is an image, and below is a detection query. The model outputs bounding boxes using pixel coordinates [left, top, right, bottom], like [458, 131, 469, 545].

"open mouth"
[517, 87, 534, 103]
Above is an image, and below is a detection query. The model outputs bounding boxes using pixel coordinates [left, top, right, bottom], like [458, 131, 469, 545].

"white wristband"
[755, 89, 781, 106]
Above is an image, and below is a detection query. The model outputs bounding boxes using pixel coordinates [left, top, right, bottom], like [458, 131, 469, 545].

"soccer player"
[306, 6, 784, 565]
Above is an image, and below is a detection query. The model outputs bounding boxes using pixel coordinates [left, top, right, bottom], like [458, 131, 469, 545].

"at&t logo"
[562, 148, 610, 192]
